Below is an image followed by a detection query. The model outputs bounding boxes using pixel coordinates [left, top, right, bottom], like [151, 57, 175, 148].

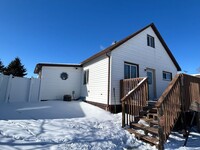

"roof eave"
[150, 24, 181, 71]
[81, 23, 181, 71]
[34, 23, 181, 73]
[34, 63, 82, 74]
[81, 23, 154, 65]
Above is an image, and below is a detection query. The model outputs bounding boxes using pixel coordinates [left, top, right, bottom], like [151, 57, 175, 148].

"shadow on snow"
[0, 101, 86, 120]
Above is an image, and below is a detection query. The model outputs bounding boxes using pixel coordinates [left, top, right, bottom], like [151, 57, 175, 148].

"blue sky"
[0, 0, 200, 77]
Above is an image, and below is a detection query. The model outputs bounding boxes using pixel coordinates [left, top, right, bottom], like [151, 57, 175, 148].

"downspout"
[106, 51, 111, 111]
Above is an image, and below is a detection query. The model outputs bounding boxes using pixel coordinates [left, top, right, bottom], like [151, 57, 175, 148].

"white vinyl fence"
[0, 74, 40, 103]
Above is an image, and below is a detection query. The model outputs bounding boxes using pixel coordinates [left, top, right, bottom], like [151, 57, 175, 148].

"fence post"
[28, 77, 34, 102]
[38, 78, 42, 101]
[0, 74, 3, 94]
[5, 75, 13, 103]
[0, 74, 4, 102]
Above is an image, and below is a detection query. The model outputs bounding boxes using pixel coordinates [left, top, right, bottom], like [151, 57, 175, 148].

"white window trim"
[147, 34, 155, 48]
[163, 71, 172, 81]
[124, 63, 138, 79]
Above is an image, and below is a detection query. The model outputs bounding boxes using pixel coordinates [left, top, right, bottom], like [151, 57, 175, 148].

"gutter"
[106, 51, 111, 111]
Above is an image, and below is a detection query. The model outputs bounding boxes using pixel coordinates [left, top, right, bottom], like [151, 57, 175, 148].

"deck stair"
[126, 104, 160, 147]
[121, 74, 200, 150]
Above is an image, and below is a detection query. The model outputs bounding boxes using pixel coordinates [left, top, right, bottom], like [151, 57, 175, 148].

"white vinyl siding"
[40, 66, 82, 100]
[81, 55, 109, 104]
[110, 26, 177, 105]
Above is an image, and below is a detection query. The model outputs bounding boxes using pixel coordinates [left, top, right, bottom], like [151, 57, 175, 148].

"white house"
[34, 23, 181, 112]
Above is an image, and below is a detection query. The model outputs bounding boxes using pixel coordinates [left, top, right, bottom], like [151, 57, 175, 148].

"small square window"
[163, 71, 172, 81]
[147, 35, 155, 48]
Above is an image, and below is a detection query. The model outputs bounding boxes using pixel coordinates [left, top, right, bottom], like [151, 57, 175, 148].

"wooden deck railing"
[181, 74, 200, 111]
[121, 77, 148, 127]
[155, 74, 182, 149]
[120, 77, 144, 99]
[155, 74, 200, 149]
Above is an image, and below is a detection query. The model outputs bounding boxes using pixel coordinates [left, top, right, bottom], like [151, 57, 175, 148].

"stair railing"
[155, 73, 200, 150]
[121, 77, 148, 127]
[155, 74, 182, 149]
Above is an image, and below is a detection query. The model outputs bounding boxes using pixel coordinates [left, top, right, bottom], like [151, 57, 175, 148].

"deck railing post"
[158, 106, 164, 150]
[120, 80, 123, 100]
[180, 74, 187, 133]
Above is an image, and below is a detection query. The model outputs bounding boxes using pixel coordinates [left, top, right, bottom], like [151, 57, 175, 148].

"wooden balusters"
[121, 77, 148, 127]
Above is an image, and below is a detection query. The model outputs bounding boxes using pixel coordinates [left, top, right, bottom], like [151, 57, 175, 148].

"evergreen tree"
[4, 57, 27, 77]
[0, 59, 5, 73]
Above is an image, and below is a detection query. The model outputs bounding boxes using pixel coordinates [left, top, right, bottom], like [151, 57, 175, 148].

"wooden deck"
[121, 74, 200, 150]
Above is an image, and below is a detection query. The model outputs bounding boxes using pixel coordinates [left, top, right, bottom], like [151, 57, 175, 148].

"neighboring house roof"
[81, 23, 181, 71]
[34, 63, 82, 74]
[34, 23, 181, 74]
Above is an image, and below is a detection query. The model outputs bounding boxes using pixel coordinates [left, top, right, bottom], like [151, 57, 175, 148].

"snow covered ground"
[0, 101, 199, 150]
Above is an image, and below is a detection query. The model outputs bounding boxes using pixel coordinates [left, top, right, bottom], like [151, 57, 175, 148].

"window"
[147, 71, 152, 84]
[124, 63, 138, 79]
[163, 71, 172, 81]
[83, 70, 89, 84]
[147, 34, 155, 48]
[60, 72, 68, 80]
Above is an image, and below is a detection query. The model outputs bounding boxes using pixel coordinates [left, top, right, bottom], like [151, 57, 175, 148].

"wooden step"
[140, 117, 159, 127]
[150, 120, 159, 126]
[142, 106, 153, 111]
[148, 101, 157, 107]
[140, 117, 153, 123]
[126, 128, 159, 146]
[130, 123, 159, 135]
[134, 116, 141, 123]
[139, 110, 148, 116]
[147, 113, 158, 120]
[148, 108, 157, 113]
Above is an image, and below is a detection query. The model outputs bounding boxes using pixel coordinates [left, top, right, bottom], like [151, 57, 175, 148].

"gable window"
[124, 63, 138, 79]
[163, 71, 172, 81]
[83, 70, 89, 84]
[147, 34, 155, 48]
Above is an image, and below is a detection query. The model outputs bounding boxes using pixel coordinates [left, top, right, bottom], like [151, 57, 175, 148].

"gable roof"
[34, 23, 181, 74]
[34, 63, 82, 74]
[81, 23, 181, 71]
